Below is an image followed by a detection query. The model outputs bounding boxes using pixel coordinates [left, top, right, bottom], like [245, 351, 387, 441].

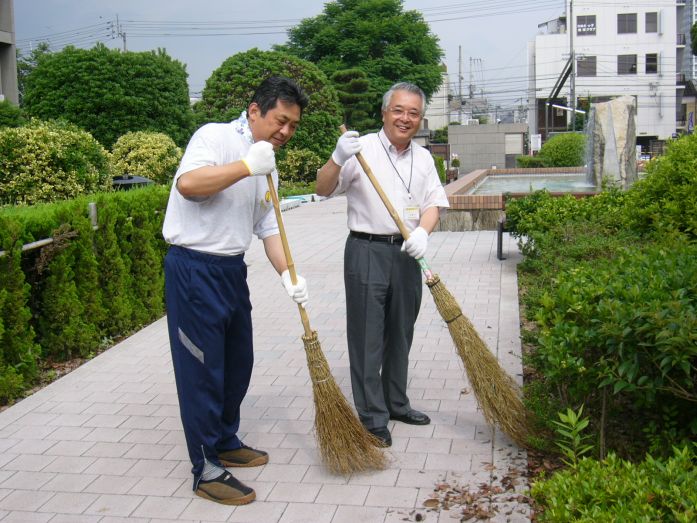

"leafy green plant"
[531, 445, 697, 522]
[537, 133, 586, 167]
[0, 119, 113, 205]
[432, 154, 446, 183]
[23, 44, 194, 147]
[0, 100, 25, 128]
[516, 155, 546, 168]
[111, 131, 183, 184]
[277, 148, 323, 188]
[551, 405, 594, 467]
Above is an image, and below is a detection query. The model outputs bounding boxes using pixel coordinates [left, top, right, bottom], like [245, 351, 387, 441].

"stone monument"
[586, 95, 638, 189]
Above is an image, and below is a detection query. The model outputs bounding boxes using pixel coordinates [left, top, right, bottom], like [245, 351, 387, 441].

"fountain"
[586, 95, 638, 189]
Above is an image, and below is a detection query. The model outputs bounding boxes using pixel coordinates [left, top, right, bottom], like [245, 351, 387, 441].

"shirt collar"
[378, 128, 412, 156]
[232, 110, 254, 144]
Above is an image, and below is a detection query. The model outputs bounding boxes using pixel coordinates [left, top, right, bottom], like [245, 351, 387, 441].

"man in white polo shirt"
[162, 77, 309, 505]
[316, 82, 449, 448]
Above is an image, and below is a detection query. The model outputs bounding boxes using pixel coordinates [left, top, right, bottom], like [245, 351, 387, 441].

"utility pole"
[458, 45, 462, 123]
[116, 15, 127, 51]
[469, 57, 474, 99]
[569, 0, 576, 128]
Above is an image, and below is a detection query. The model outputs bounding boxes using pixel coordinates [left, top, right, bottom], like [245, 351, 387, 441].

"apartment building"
[528, 0, 688, 152]
[0, 0, 19, 104]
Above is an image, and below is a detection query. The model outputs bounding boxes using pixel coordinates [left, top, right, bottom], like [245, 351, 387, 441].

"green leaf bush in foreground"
[0, 120, 113, 205]
[111, 131, 183, 185]
[529, 237, 697, 451]
[531, 445, 697, 522]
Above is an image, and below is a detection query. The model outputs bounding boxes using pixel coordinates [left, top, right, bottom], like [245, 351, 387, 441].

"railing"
[677, 33, 686, 46]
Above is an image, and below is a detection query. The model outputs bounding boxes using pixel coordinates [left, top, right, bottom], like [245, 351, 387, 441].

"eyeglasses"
[387, 107, 423, 120]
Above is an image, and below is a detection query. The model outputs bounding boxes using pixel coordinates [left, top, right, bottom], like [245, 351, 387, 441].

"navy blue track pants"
[164, 245, 253, 483]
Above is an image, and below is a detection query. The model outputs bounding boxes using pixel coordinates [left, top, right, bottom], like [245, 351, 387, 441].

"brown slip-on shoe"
[195, 471, 256, 505]
[219, 444, 269, 467]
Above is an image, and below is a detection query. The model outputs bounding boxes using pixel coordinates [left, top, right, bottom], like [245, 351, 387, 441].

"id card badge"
[403, 206, 420, 221]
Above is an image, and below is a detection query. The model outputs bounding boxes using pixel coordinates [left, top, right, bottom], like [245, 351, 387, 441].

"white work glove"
[281, 270, 309, 306]
[331, 130, 362, 166]
[242, 141, 276, 176]
[401, 226, 428, 259]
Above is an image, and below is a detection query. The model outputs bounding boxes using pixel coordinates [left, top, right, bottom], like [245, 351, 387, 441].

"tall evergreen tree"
[279, 0, 443, 128]
[331, 69, 375, 132]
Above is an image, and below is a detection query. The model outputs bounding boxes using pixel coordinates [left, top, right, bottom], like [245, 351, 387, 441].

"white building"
[424, 66, 452, 131]
[528, 0, 688, 152]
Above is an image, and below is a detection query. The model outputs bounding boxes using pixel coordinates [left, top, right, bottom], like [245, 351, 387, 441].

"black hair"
[250, 76, 309, 116]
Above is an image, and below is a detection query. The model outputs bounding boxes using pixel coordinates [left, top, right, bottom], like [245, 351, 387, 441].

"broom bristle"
[302, 331, 389, 474]
[426, 276, 530, 448]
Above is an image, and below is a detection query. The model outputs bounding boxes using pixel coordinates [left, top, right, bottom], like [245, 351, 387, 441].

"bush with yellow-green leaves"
[111, 131, 183, 185]
[0, 120, 113, 205]
[276, 148, 323, 189]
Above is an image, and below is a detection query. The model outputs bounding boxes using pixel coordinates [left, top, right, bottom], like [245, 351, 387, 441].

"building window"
[577, 56, 597, 76]
[618, 13, 637, 34]
[646, 53, 658, 74]
[645, 12, 658, 33]
[577, 15, 596, 36]
[618, 54, 637, 74]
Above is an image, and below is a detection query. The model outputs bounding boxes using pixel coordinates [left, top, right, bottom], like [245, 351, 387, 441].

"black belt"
[350, 231, 404, 244]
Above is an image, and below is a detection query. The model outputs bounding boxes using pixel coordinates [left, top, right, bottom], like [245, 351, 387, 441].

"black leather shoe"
[367, 426, 392, 447]
[390, 410, 431, 425]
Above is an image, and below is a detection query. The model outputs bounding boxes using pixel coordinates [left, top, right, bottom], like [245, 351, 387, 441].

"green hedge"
[0, 186, 169, 403]
[532, 445, 697, 522]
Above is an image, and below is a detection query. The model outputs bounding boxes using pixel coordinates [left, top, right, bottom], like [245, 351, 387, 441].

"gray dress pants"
[344, 234, 422, 429]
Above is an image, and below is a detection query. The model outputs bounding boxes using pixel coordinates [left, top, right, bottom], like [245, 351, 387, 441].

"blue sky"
[14, 0, 563, 109]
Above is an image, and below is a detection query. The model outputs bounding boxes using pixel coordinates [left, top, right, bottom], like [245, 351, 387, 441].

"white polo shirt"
[331, 130, 449, 235]
[162, 120, 279, 256]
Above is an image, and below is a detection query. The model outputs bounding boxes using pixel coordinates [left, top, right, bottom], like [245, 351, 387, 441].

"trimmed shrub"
[625, 133, 697, 238]
[0, 120, 113, 205]
[111, 131, 183, 185]
[0, 186, 169, 403]
[516, 155, 546, 168]
[276, 148, 323, 188]
[532, 445, 697, 522]
[0, 100, 25, 128]
[538, 133, 586, 167]
[432, 155, 446, 183]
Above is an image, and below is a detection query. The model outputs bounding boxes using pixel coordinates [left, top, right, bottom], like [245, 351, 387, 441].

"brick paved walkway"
[0, 196, 529, 522]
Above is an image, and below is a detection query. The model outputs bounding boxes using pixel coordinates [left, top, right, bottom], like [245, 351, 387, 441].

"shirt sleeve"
[173, 125, 219, 183]
[420, 152, 450, 213]
[328, 154, 360, 197]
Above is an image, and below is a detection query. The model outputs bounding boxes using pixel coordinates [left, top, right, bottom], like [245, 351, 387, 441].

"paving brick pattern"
[0, 196, 529, 522]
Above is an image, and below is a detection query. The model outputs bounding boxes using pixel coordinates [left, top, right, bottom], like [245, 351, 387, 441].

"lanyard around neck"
[378, 131, 413, 198]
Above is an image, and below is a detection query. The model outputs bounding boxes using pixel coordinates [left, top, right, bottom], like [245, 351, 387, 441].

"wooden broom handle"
[265, 174, 312, 336]
[339, 124, 411, 240]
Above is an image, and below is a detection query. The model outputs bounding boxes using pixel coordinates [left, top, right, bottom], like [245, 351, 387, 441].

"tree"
[193, 48, 342, 159]
[16, 42, 51, 106]
[22, 44, 194, 147]
[692, 22, 697, 56]
[279, 0, 443, 128]
[331, 69, 375, 132]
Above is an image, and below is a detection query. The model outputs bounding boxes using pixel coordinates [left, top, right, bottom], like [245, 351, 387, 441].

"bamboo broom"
[265, 173, 388, 474]
[339, 125, 529, 447]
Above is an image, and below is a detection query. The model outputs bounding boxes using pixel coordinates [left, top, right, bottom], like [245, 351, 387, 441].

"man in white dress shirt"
[316, 82, 449, 447]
